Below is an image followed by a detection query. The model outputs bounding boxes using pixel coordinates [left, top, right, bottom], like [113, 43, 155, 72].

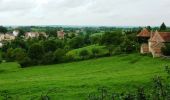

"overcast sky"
[0, 0, 170, 26]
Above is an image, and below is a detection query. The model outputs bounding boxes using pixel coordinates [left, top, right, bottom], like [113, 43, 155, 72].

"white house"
[25, 32, 47, 39]
[13, 30, 19, 37]
[0, 33, 15, 42]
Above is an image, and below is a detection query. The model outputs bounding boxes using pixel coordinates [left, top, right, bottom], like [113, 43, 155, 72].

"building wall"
[57, 31, 65, 39]
[140, 44, 149, 54]
[152, 47, 162, 58]
[148, 32, 164, 58]
[148, 41, 156, 53]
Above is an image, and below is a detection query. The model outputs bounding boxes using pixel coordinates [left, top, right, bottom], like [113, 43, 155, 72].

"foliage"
[160, 22, 167, 31]
[68, 36, 85, 49]
[5, 48, 14, 62]
[28, 43, 45, 60]
[19, 56, 32, 68]
[91, 48, 100, 57]
[106, 45, 115, 56]
[45, 28, 58, 37]
[100, 32, 122, 46]
[146, 26, 152, 31]
[16, 28, 26, 37]
[0, 26, 143, 67]
[12, 38, 28, 49]
[79, 49, 89, 59]
[161, 43, 170, 56]
[53, 48, 66, 63]
[84, 33, 91, 45]
[43, 40, 58, 52]
[12, 48, 27, 61]
[90, 35, 101, 44]
[42, 52, 55, 65]
[120, 38, 136, 53]
[66, 45, 108, 60]
[0, 26, 7, 33]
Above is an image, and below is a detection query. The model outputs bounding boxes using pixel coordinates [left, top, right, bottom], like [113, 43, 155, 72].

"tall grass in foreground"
[0, 66, 169, 100]
[88, 66, 170, 100]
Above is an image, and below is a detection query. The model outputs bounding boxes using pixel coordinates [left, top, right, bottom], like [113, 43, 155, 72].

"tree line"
[0, 26, 140, 67]
[0, 23, 169, 67]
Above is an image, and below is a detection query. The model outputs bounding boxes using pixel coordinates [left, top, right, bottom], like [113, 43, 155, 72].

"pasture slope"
[0, 54, 168, 99]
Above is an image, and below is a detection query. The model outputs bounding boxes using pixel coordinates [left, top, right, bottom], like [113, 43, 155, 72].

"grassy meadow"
[0, 54, 169, 99]
[66, 45, 108, 60]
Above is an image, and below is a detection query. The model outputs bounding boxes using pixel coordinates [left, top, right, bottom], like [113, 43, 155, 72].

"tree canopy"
[0, 26, 7, 33]
[160, 22, 167, 31]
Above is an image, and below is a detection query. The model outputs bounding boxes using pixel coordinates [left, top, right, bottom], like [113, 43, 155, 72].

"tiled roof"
[137, 28, 151, 37]
[158, 32, 170, 42]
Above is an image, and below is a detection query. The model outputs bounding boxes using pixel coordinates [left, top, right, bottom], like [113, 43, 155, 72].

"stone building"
[137, 28, 170, 58]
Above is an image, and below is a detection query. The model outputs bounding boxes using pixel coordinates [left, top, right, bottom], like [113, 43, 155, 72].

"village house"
[0, 33, 15, 41]
[25, 32, 47, 39]
[13, 30, 19, 37]
[137, 28, 170, 58]
[0, 33, 16, 48]
[57, 30, 65, 39]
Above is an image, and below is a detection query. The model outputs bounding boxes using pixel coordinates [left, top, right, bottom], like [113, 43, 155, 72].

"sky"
[0, 0, 170, 26]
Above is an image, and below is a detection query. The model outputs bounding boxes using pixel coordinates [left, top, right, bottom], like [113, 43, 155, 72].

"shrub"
[55, 39, 65, 49]
[64, 54, 75, 62]
[162, 43, 170, 56]
[68, 36, 85, 49]
[112, 46, 122, 55]
[28, 43, 45, 60]
[79, 49, 89, 59]
[19, 57, 32, 68]
[120, 39, 136, 54]
[53, 49, 66, 63]
[12, 48, 27, 61]
[42, 52, 55, 65]
[100, 32, 122, 45]
[43, 40, 57, 52]
[0, 26, 7, 33]
[91, 48, 100, 58]
[90, 35, 101, 44]
[106, 45, 115, 56]
[5, 48, 14, 62]
[0, 56, 2, 63]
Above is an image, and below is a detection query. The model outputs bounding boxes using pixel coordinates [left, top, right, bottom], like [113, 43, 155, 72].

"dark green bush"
[28, 43, 45, 60]
[42, 52, 55, 65]
[5, 48, 14, 62]
[43, 40, 58, 52]
[91, 48, 100, 58]
[79, 49, 89, 59]
[68, 36, 85, 49]
[19, 57, 32, 68]
[162, 43, 170, 56]
[53, 49, 66, 63]
[12, 48, 27, 62]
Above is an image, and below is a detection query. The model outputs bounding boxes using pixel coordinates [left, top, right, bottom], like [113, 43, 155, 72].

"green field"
[66, 45, 108, 59]
[0, 54, 168, 99]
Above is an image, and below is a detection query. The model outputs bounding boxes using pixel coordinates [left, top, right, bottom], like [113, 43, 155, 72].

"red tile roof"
[137, 28, 151, 37]
[158, 32, 170, 42]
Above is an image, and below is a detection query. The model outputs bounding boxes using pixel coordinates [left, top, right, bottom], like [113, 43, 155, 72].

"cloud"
[0, 0, 35, 12]
[0, 0, 169, 26]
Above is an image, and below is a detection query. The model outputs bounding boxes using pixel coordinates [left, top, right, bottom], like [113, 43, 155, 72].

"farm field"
[0, 54, 168, 99]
